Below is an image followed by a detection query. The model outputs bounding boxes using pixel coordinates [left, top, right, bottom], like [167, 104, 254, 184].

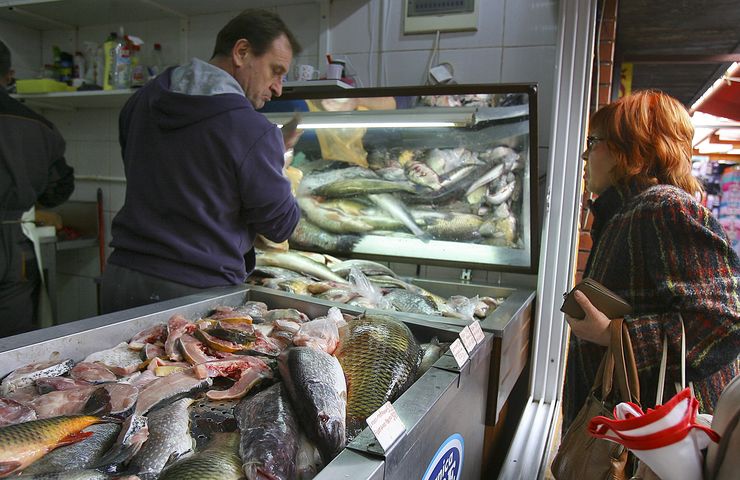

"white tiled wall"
[3, 0, 558, 323]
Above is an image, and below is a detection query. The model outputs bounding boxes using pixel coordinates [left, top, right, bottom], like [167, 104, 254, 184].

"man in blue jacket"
[101, 10, 301, 313]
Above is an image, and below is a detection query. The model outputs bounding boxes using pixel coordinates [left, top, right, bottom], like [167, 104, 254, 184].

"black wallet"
[560, 278, 632, 320]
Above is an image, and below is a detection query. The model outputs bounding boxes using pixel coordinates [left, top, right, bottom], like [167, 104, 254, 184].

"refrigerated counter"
[0, 286, 493, 480]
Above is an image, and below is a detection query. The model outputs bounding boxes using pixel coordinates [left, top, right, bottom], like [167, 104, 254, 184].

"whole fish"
[298, 166, 378, 195]
[368, 193, 429, 240]
[420, 213, 484, 241]
[0, 415, 104, 477]
[465, 163, 505, 196]
[313, 178, 417, 198]
[20, 423, 120, 475]
[256, 250, 347, 283]
[128, 398, 194, 478]
[249, 266, 310, 280]
[405, 161, 442, 190]
[485, 181, 516, 205]
[384, 289, 439, 316]
[289, 218, 360, 253]
[279, 347, 347, 463]
[1, 359, 74, 397]
[423, 147, 480, 175]
[334, 315, 422, 440]
[329, 259, 397, 278]
[404, 163, 488, 206]
[236, 383, 299, 480]
[158, 432, 243, 480]
[417, 337, 445, 379]
[297, 197, 374, 234]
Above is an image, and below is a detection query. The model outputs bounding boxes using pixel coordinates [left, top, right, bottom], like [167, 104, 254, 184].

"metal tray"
[0, 286, 492, 480]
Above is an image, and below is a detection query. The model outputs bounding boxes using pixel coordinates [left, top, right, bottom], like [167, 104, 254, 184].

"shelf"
[12, 80, 351, 110]
[12, 89, 135, 110]
[0, 0, 323, 30]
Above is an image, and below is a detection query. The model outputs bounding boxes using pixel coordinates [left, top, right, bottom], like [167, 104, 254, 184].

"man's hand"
[281, 113, 303, 151]
[564, 290, 613, 346]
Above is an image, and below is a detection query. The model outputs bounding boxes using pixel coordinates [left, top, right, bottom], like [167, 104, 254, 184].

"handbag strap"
[656, 313, 690, 405]
[603, 318, 641, 404]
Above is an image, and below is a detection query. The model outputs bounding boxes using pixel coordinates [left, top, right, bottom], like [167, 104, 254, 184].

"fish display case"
[257, 84, 539, 429]
[0, 286, 493, 480]
[264, 83, 538, 272]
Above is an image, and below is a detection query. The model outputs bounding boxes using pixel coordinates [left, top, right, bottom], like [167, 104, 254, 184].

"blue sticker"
[422, 433, 464, 480]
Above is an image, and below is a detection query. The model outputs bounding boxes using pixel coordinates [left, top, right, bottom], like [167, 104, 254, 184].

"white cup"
[326, 63, 343, 80]
[295, 64, 316, 81]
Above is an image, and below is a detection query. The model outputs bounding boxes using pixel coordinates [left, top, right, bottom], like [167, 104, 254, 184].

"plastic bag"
[292, 307, 347, 354]
[441, 295, 479, 321]
[306, 99, 368, 167]
[348, 267, 392, 310]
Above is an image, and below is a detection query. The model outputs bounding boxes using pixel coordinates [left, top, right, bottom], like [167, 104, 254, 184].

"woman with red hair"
[562, 90, 740, 430]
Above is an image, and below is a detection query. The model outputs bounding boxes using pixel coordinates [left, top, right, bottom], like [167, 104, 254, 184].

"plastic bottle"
[73, 51, 85, 80]
[103, 31, 118, 90]
[112, 28, 132, 89]
[130, 44, 147, 87]
[148, 43, 164, 78]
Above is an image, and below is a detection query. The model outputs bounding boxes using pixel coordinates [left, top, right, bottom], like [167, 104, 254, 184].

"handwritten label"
[469, 320, 485, 344]
[459, 326, 477, 353]
[366, 401, 406, 451]
[449, 338, 469, 367]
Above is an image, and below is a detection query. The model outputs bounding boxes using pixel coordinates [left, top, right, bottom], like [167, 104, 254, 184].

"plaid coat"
[563, 183, 740, 429]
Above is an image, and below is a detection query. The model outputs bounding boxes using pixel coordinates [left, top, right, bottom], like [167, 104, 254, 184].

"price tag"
[366, 401, 406, 451]
[459, 325, 477, 353]
[469, 320, 485, 344]
[449, 338, 469, 367]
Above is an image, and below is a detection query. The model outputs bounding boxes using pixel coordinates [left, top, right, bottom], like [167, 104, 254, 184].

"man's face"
[234, 34, 292, 109]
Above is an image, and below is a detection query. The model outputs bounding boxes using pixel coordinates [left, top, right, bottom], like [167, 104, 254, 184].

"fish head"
[317, 411, 346, 461]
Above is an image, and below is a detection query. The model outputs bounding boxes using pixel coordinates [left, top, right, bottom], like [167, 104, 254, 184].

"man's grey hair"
[0, 40, 11, 77]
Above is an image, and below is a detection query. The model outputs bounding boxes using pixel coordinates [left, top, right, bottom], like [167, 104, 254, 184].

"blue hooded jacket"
[109, 65, 299, 288]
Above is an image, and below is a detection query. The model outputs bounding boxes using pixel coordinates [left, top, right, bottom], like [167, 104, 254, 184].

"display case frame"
[264, 83, 540, 274]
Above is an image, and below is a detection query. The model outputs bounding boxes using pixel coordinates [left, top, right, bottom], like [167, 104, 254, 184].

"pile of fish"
[289, 145, 525, 253]
[250, 250, 504, 320]
[0, 302, 440, 479]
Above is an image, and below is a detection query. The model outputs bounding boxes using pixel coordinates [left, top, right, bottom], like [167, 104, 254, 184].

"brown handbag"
[551, 318, 641, 480]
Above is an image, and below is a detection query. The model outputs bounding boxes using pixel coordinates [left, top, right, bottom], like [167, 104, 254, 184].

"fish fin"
[335, 234, 361, 253]
[58, 430, 94, 447]
[0, 462, 21, 476]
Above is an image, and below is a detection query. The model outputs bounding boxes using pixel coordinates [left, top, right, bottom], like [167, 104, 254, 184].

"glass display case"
[262, 84, 539, 273]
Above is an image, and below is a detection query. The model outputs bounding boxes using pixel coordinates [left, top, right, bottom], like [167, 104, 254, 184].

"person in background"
[101, 9, 301, 313]
[0, 39, 74, 337]
[562, 90, 740, 430]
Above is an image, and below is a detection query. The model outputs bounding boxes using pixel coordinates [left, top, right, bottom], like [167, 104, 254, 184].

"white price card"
[366, 401, 406, 451]
[469, 320, 485, 344]
[459, 325, 477, 353]
[449, 338, 469, 367]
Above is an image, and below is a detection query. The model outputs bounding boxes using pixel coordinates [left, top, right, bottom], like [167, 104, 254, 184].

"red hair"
[590, 90, 702, 195]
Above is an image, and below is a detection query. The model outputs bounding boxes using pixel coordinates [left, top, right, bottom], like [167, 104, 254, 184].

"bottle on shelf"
[148, 43, 164, 78]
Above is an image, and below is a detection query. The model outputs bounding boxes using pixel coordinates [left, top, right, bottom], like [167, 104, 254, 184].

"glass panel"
[261, 85, 538, 273]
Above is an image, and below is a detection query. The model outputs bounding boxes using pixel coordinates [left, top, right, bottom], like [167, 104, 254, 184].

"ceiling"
[615, 0, 740, 108]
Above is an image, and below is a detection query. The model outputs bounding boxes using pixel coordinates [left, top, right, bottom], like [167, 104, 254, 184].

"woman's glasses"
[586, 136, 604, 150]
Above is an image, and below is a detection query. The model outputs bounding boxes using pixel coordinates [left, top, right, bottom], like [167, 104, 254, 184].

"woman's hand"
[565, 290, 613, 346]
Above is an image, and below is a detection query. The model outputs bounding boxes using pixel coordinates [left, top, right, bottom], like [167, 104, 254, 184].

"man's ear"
[232, 39, 251, 68]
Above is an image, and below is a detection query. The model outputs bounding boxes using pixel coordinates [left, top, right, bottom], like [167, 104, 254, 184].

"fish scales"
[334, 315, 422, 440]
[0, 415, 103, 477]
[158, 432, 243, 480]
[236, 383, 299, 480]
[128, 398, 194, 477]
[278, 347, 346, 464]
[20, 423, 120, 475]
[1, 360, 75, 397]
